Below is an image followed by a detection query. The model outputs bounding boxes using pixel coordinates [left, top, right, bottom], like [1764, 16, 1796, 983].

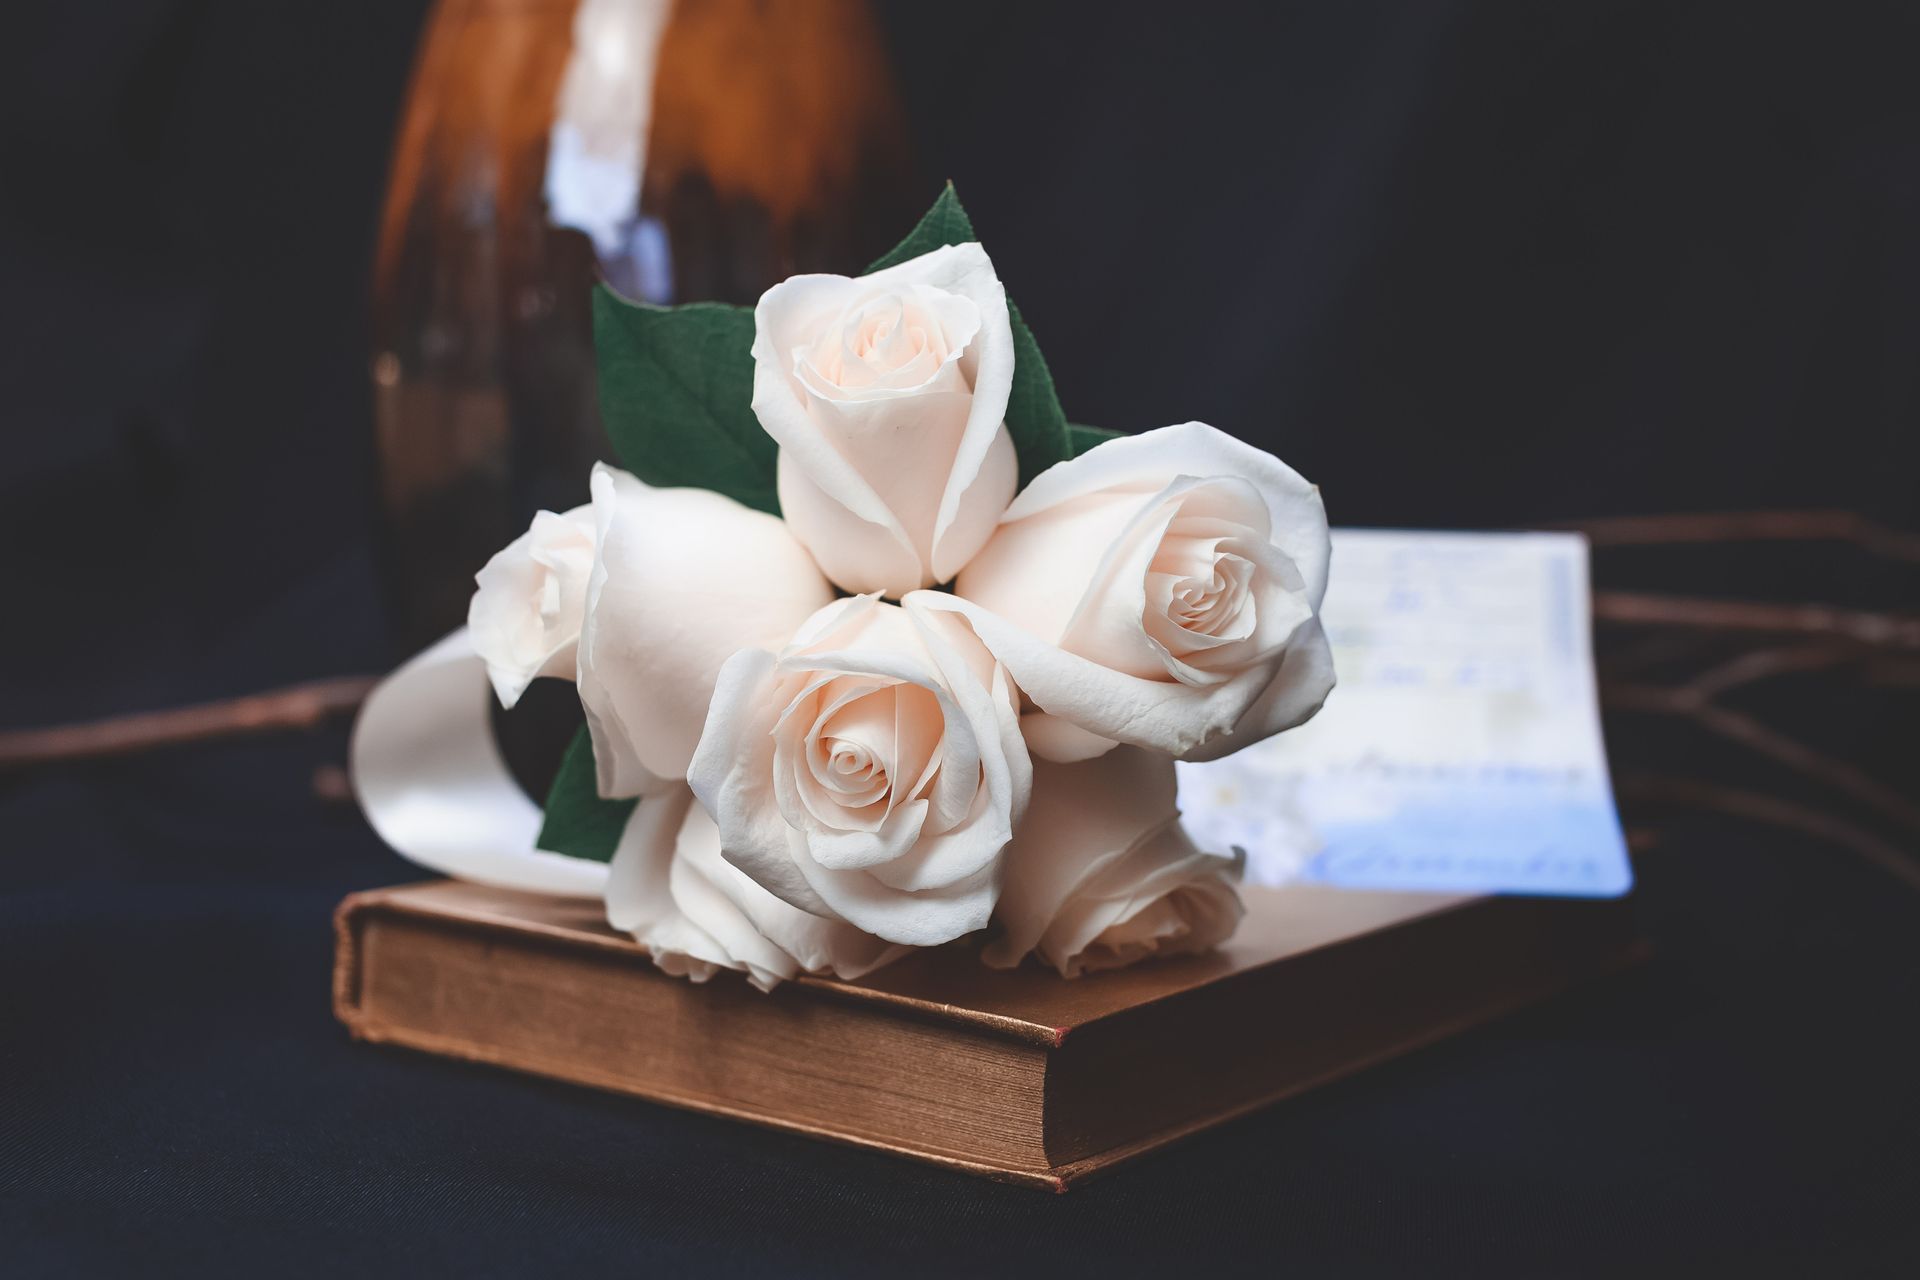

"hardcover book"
[334, 879, 1640, 1190]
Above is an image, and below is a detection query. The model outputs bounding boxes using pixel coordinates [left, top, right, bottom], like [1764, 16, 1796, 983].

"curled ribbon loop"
[350, 629, 609, 899]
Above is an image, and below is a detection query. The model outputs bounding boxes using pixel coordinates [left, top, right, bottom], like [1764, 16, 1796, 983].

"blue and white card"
[1176, 529, 1633, 898]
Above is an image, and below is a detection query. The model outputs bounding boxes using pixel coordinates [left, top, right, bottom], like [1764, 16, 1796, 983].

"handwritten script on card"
[1177, 530, 1633, 898]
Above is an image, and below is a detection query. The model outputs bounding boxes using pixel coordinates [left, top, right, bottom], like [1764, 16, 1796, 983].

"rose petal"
[1179, 614, 1337, 763]
[753, 243, 1017, 595]
[1056, 488, 1187, 680]
[688, 647, 838, 919]
[692, 596, 1030, 948]
[1003, 421, 1330, 608]
[604, 785, 741, 983]
[806, 797, 930, 871]
[983, 745, 1175, 963]
[951, 488, 1142, 643]
[577, 464, 833, 798]
[608, 786, 903, 990]
[911, 592, 1275, 761]
[983, 747, 1242, 976]
[797, 855, 1000, 947]
[468, 505, 597, 708]
[929, 423, 1016, 586]
[1018, 712, 1120, 762]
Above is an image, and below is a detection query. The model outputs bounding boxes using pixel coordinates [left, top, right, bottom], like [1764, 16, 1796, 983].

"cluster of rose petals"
[690, 595, 1030, 947]
[466, 244, 1335, 986]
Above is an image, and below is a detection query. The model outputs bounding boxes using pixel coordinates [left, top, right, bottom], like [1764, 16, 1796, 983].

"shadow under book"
[334, 879, 1639, 1191]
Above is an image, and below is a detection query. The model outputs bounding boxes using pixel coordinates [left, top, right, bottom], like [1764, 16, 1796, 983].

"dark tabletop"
[4, 2, 1917, 1275]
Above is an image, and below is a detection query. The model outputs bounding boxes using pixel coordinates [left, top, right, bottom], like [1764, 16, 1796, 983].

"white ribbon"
[350, 629, 610, 899]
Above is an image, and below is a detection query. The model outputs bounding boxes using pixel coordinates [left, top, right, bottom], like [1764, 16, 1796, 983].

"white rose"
[577, 464, 835, 798]
[750, 243, 1018, 597]
[688, 594, 1031, 946]
[984, 747, 1243, 977]
[607, 785, 903, 991]
[934, 422, 1336, 763]
[467, 505, 599, 708]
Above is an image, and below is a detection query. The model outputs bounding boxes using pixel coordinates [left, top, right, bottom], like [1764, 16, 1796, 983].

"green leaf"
[864, 183, 979, 273]
[592, 288, 779, 515]
[865, 184, 1074, 489]
[1003, 304, 1073, 488]
[1066, 423, 1125, 457]
[536, 726, 636, 863]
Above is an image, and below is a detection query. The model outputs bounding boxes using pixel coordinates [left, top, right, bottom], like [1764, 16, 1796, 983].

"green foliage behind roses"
[536, 727, 635, 863]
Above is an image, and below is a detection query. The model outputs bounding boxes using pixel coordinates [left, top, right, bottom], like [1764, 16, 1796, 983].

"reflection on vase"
[370, 0, 914, 649]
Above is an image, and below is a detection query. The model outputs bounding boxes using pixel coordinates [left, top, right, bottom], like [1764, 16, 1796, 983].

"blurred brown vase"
[370, 0, 915, 649]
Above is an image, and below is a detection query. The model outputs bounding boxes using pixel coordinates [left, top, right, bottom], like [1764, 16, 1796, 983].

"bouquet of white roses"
[451, 189, 1335, 989]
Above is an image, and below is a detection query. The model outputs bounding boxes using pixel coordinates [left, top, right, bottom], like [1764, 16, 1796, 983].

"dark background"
[3, 2, 1917, 1275]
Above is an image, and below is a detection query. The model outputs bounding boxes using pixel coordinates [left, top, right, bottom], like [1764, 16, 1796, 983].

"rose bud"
[467, 505, 598, 709]
[749, 244, 1017, 597]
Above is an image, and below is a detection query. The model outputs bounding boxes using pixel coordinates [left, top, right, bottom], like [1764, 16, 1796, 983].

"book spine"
[334, 895, 1060, 1186]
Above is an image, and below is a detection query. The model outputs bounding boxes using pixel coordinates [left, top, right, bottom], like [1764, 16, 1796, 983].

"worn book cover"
[335, 880, 1639, 1190]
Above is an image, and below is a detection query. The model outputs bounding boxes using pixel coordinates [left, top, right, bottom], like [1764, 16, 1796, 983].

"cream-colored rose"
[607, 785, 903, 991]
[750, 243, 1018, 597]
[468, 505, 598, 708]
[934, 422, 1335, 763]
[688, 594, 1031, 946]
[985, 746, 1242, 977]
[577, 464, 835, 799]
